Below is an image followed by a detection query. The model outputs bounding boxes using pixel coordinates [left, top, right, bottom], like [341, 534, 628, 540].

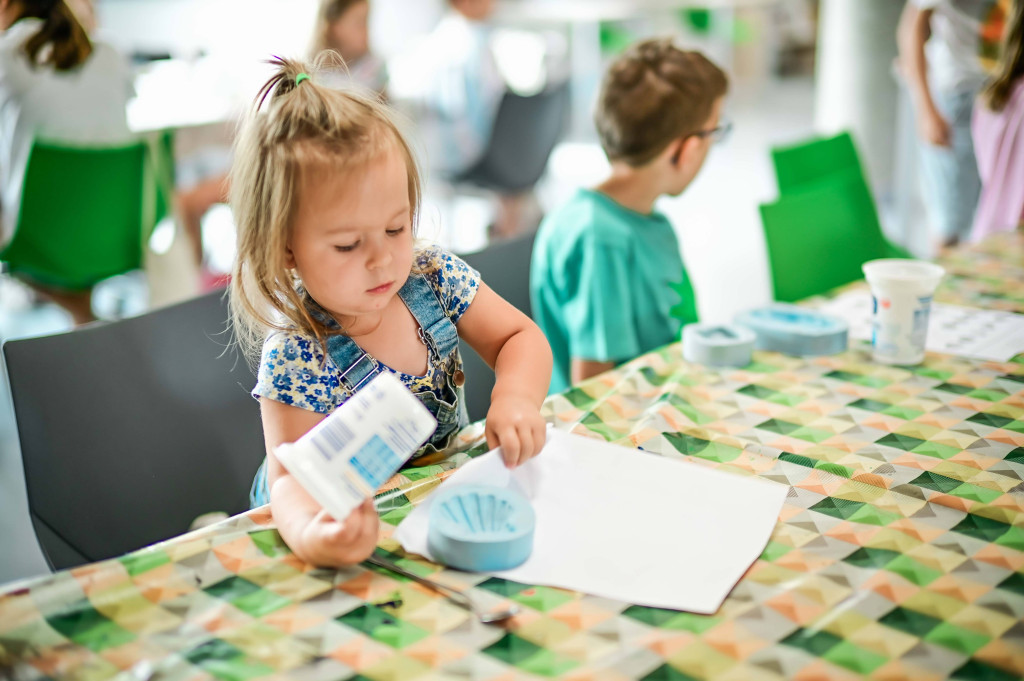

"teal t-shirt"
[530, 188, 697, 394]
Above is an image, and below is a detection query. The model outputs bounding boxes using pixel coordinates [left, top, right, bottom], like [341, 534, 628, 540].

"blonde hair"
[309, 0, 365, 58]
[229, 53, 422, 364]
[983, 0, 1023, 112]
[596, 38, 728, 167]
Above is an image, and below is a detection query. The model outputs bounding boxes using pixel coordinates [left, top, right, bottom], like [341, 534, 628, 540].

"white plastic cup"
[862, 259, 945, 365]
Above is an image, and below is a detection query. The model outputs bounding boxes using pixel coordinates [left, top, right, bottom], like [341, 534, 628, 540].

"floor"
[0, 73, 823, 587]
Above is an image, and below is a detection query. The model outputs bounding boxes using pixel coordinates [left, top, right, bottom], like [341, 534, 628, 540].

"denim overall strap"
[398, 273, 459, 360]
[324, 333, 379, 394]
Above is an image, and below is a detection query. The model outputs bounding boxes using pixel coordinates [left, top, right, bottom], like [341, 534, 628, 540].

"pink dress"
[970, 79, 1024, 242]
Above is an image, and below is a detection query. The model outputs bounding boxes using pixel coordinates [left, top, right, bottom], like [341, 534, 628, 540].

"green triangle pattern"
[882, 404, 925, 420]
[336, 605, 429, 649]
[757, 419, 802, 435]
[886, 555, 943, 586]
[951, 514, 1011, 543]
[581, 412, 620, 441]
[780, 628, 843, 656]
[967, 412, 1013, 429]
[232, 588, 291, 618]
[184, 639, 276, 681]
[848, 398, 892, 413]
[249, 530, 291, 558]
[512, 586, 574, 613]
[876, 433, 927, 452]
[483, 632, 543, 665]
[997, 571, 1024, 597]
[915, 367, 953, 381]
[924, 622, 991, 656]
[848, 504, 902, 527]
[912, 440, 963, 460]
[935, 383, 974, 395]
[844, 547, 900, 569]
[738, 384, 777, 400]
[994, 526, 1024, 551]
[1004, 447, 1024, 465]
[879, 606, 941, 637]
[780, 452, 817, 469]
[815, 462, 854, 478]
[660, 394, 714, 425]
[951, 660, 1021, 681]
[790, 426, 834, 443]
[809, 497, 866, 521]
[642, 664, 701, 681]
[967, 389, 1009, 402]
[46, 601, 136, 653]
[119, 550, 171, 577]
[823, 640, 888, 674]
[760, 540, 792, 561]
[663, 431, 711, 457]
[950, 483, 1002, 504]
[561, 387, 598, 409]
[476, 577, 530, 598]
[909, 472, 963, 494]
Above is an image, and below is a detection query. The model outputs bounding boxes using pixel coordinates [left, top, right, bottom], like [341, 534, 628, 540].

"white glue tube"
[274, 373, 437, 524]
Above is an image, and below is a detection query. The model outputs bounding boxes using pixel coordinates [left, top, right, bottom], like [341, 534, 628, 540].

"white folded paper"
[395, 429, 787, 614]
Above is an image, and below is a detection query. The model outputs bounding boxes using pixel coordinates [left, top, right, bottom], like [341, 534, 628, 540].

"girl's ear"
[284, 244, 296, 269]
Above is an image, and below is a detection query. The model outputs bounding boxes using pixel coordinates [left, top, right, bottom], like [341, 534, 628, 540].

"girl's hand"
[918, 107, 951, 147]
[486, 394, 547, 468]
[295, 499, 380, 567]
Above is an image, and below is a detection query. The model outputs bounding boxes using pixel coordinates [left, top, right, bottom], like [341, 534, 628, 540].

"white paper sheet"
[394, 430, 788, 614]
[819, 290, 1024, 362]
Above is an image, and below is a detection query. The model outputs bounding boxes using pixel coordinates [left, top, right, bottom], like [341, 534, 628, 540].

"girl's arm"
[259, 398, 380, 566]
[457, 283, 553, 467]
[897, 4, 950, 147]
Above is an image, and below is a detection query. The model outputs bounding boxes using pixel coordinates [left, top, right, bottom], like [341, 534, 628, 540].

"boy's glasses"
[690, 118, 733, 144]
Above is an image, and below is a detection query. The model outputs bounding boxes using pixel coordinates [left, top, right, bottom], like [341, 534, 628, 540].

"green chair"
[759, 173, 908, 302]
[0, 136, 172, 292]
[771, 131, 865, 196]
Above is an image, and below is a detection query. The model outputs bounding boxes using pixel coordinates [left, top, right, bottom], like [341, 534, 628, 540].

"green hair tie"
[295, 73, 310, 85]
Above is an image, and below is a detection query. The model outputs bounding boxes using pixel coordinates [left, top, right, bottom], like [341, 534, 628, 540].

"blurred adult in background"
[971, 0, 1024, 240]
[898, 0, 1001, 250]
[309, 0, 387, 96]
[0, 0, 133, 324]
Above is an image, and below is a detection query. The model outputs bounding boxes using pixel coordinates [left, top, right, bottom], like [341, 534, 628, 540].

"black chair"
[3, 291, 264, 570]
[459, 232, 536, 423]
[455, 81, 570, 194]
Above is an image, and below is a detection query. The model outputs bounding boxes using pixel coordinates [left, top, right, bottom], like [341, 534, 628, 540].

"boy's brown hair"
[595, 38, 728, 167]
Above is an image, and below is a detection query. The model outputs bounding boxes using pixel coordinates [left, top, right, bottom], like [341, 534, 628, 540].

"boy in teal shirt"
[531, 38, 730, 393]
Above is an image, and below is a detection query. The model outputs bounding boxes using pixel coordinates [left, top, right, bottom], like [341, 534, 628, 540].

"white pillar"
[814, 0, 906, 195]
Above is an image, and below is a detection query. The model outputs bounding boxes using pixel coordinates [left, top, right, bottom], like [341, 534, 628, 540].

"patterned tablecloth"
[2, 234, 1023, 681]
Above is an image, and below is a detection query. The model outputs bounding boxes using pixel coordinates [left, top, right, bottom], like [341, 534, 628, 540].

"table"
[2, 233, 1022, 680]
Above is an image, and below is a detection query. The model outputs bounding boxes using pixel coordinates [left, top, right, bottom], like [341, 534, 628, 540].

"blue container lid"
[735, 304, 848, 357]
[427, 484, 535, 572]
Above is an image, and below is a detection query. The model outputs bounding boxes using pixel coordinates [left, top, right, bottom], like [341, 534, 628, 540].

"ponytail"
[19, 0, 93, 71]
[983, 0, 1023, 112]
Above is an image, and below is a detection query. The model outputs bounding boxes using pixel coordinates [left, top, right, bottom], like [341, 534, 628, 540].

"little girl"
[308, 0, 387, 96]
[229, 55, 552, 567]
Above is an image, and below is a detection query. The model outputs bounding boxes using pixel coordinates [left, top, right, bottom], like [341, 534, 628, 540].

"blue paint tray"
[682, 323, 756, 367]
[735, 304, 848, 357]
[427, 484, 535, 572]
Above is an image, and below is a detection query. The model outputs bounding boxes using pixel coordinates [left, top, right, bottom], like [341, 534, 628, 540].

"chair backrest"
[458, 232, 536, 423]
[3, 291, 264, 570]
[0, 139, 166, 291]
[759, 173, 897, 302]
[456, 81, 570, 194]
[771, 131, 864, 196]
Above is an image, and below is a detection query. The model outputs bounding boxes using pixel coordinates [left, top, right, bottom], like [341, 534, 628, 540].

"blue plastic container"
[735, 304, 848, 357]
[427, 484, 535, 572]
